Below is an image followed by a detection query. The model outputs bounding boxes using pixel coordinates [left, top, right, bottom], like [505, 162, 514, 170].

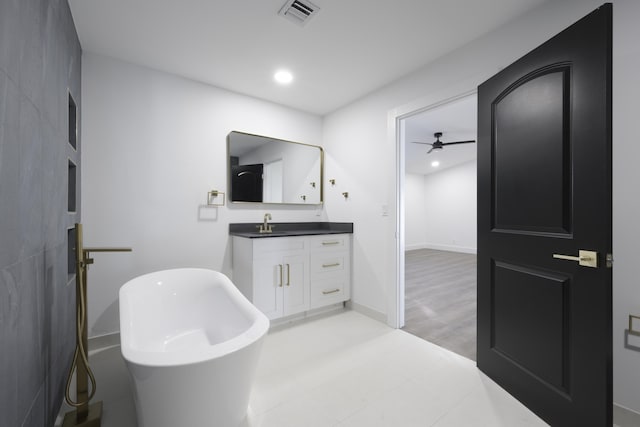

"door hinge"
[606, 253, 613, 268]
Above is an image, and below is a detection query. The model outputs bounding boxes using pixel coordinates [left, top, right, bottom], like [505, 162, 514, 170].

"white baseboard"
[346, 301, 387, 324]
[405, 243, 477, 254]
[614, 403, 640, 427]
[405, 243, 427, 251]
[269, 303, 346, 331]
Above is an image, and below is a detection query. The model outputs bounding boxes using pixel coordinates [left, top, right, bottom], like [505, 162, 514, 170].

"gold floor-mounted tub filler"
[62, 223, 131, 427]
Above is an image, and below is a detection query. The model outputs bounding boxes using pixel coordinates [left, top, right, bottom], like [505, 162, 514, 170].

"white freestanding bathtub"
[119, 268, 269, 427]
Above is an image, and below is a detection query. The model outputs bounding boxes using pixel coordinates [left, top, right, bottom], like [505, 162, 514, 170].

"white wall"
[404, 173, 428, 250]
[81, 53, 325, 336]
[323, 0, 640, 413]
[405, 162, 477, 253]
[406, 161, 477, 253]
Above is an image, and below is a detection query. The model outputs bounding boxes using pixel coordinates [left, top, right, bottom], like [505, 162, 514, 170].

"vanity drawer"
[253, 236, 306, 255]
[310, 279, 348, 309]
[310, 253, 349, 275]
[310, 234, 350, 252]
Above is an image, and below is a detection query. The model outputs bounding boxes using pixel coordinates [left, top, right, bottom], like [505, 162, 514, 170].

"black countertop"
[229, 222, 353, 238]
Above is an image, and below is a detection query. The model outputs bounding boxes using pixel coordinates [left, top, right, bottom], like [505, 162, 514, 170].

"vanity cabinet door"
[282, 253, 310, 316]
[253, 255, 285, 319]
[251, 236, 309, 319]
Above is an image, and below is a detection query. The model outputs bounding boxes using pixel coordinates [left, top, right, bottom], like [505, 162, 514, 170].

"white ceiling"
[68, 0, 547, 116]
[404, 94, 477, 176]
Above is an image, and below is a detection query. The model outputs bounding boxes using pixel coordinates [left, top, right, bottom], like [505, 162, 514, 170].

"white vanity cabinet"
[232, 234, 351, 320]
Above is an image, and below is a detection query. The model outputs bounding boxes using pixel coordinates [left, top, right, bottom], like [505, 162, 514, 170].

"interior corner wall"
[0, 1, 82, 426]
[421, 161, 477, 254]
[404, 163, 477, 253]
[323, 0, 640, 413]
[81, 53, 324, 337]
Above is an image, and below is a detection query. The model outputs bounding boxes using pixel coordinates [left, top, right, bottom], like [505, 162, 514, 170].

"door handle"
[553, 250, 598, 268]
[278, 264, 283, 287]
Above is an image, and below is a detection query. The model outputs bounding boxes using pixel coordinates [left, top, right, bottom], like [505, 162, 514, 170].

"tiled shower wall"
[0, 0, 82, 426]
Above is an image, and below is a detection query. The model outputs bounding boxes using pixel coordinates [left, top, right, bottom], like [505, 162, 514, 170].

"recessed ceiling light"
[431, 161, 440, 167]
[274, 70, 293, 84]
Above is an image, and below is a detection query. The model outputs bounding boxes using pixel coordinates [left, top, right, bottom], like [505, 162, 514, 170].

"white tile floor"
[62, 310, 552, 427]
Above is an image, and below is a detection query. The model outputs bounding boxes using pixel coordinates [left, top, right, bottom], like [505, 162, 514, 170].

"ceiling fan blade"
[427, 147, 435, 154]
[410, 141, 434, 146]
[441, 140, 476, 146]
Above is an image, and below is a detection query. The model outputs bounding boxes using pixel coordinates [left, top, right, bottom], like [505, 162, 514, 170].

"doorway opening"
[398, 93, 478, 360]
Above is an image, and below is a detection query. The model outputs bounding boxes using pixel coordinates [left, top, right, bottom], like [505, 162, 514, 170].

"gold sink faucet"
[258, 213, 273, 233]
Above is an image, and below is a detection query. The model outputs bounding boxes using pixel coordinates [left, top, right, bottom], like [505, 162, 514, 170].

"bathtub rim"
[119, 268, 269, 367]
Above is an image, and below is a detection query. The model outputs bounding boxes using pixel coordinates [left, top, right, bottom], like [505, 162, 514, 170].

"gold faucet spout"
[258, 213, 273, 233]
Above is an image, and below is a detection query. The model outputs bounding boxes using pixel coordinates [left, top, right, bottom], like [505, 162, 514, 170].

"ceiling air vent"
[278, 0, 320, 26]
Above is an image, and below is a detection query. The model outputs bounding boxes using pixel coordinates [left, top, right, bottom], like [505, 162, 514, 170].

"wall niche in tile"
[68, 160, 77, 212]
[68, 92, 77, 149]
[67, 227, 76, 278]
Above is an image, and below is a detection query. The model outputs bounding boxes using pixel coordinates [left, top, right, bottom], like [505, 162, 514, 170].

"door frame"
[388, 84, 478, 328]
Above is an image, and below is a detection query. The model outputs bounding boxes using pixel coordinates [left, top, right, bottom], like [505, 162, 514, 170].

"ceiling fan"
[411, 132, 476, 154]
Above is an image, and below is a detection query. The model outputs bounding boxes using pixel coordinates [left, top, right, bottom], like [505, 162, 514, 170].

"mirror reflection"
[228, 131, 323, 204]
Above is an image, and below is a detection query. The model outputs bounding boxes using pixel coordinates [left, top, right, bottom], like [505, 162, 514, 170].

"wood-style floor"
[402, 248, 477, 360]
